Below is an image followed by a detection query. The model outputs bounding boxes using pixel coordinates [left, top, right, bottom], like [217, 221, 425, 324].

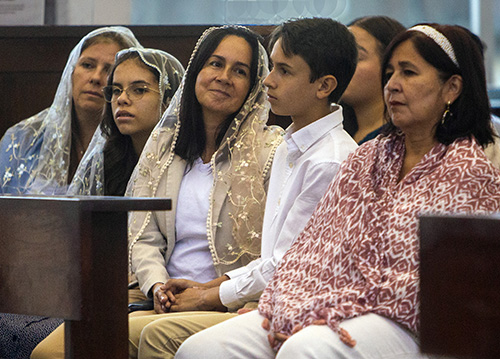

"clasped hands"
[152, 279, 206, 313]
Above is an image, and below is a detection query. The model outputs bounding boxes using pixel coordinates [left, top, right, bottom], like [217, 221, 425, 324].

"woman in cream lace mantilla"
[0, 26, 141, 195]
[127, 26, 283, 299]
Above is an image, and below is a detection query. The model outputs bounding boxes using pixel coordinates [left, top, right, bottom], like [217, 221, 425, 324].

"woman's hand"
[261, 318, 328, 349]
[152, 280, 203, 313]
[237, 307, 254, 315]
[158, 279, 203, 309]
[169, 286, 226, 312]
[161, 278, 203, 298]
[153, 282, 173, 313]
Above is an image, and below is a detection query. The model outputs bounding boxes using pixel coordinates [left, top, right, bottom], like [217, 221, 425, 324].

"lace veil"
[0, 26, 141, 195]
[67, 47, 185, 195]
[128, 26, 282, 267]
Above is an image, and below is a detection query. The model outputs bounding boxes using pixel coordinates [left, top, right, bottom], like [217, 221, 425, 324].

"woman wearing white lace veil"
[0, 26, 141, 195]
[127, 25, 283, 306]
[31, 25, 283, 359]
[28, 47, 184, 359]
[0, 26, 141, 359]
[68, 47, 185, 196]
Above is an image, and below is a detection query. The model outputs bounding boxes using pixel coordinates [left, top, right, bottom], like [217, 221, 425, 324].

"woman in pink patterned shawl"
[176, 24, 500, 359]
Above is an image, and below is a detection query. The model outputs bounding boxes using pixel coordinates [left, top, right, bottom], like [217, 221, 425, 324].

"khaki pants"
[129, 311, 238, 359]
[128, 301, 257, 358]
[31, 288, 253, 359]
[32, 311, 238, 359]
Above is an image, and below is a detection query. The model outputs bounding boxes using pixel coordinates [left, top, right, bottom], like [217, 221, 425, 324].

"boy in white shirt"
[129, 18, 359, 359]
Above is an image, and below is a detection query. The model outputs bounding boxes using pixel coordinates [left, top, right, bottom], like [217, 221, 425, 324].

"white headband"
[408, 25, 459, 68]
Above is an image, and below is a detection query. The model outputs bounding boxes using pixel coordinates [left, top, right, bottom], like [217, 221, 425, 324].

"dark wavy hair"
[349, 16, 406, 58]
[382, 23, 495, 147]
[174, 26, 263, 165]
[101, 52, 161, 196]
[268, 17, 358, 103]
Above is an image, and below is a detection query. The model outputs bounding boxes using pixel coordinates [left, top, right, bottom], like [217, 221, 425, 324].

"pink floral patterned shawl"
[258, 132, 500, 347]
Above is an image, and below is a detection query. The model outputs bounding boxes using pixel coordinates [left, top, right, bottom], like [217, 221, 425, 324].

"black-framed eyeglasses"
[102, 84, 161, 103]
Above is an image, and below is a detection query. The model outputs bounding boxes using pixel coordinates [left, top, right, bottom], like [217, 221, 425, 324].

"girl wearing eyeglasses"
[68, 47, 185, 196]
[0, 27, 143, 359]
[0, 27, 141, 196]
[32, 26, 283, 359]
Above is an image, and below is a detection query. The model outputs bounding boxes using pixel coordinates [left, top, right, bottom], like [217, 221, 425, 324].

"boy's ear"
[316, 75, 338, 100]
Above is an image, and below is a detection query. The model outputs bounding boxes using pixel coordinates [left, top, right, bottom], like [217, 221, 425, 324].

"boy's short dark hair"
[268, 17, 357, 103]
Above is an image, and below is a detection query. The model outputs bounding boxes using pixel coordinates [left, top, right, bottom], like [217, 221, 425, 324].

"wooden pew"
[419, 214, 500, 359]
[0, 196, 171, 358]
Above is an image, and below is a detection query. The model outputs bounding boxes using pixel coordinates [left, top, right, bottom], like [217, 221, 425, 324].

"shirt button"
[289, 162, 293, 168]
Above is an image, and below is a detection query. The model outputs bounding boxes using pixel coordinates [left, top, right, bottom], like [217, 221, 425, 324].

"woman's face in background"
[72, 41, 121, 117]
[341, 26, 383, 109]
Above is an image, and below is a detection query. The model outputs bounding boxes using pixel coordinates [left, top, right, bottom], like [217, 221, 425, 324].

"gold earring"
[441, 101, 452, 125]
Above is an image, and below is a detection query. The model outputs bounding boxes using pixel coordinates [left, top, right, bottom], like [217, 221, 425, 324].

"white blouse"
[166, 158, 218, 282]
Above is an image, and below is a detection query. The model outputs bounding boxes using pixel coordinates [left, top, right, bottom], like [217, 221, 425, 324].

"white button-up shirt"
[219, 106, 358, 310]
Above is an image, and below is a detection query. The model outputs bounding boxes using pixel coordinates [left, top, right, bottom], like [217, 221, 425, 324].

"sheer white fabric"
[67, 47, 185, 195]
[0, 26, 141, 195]
[128, 26, 283, 275]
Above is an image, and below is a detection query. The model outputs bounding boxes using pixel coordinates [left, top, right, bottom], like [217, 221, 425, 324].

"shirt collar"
[284, 104, 344, 156]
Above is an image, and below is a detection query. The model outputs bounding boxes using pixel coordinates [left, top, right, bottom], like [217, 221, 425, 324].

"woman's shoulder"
[0, 109, 49, 155]
[446, 137, 500, 178]
[154, 116, 178, 138]
[331, 133, 402, 186]
[448, 136, 491, 160]
[443, 137, 500, 208]
[143, 117, 178, 151]
[483, 137, 500, 170]
[257, 125, 284, 163]
[3, 108, 49, 138]
[262, 124, 285, 144]
[346, 132, 396, 161]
